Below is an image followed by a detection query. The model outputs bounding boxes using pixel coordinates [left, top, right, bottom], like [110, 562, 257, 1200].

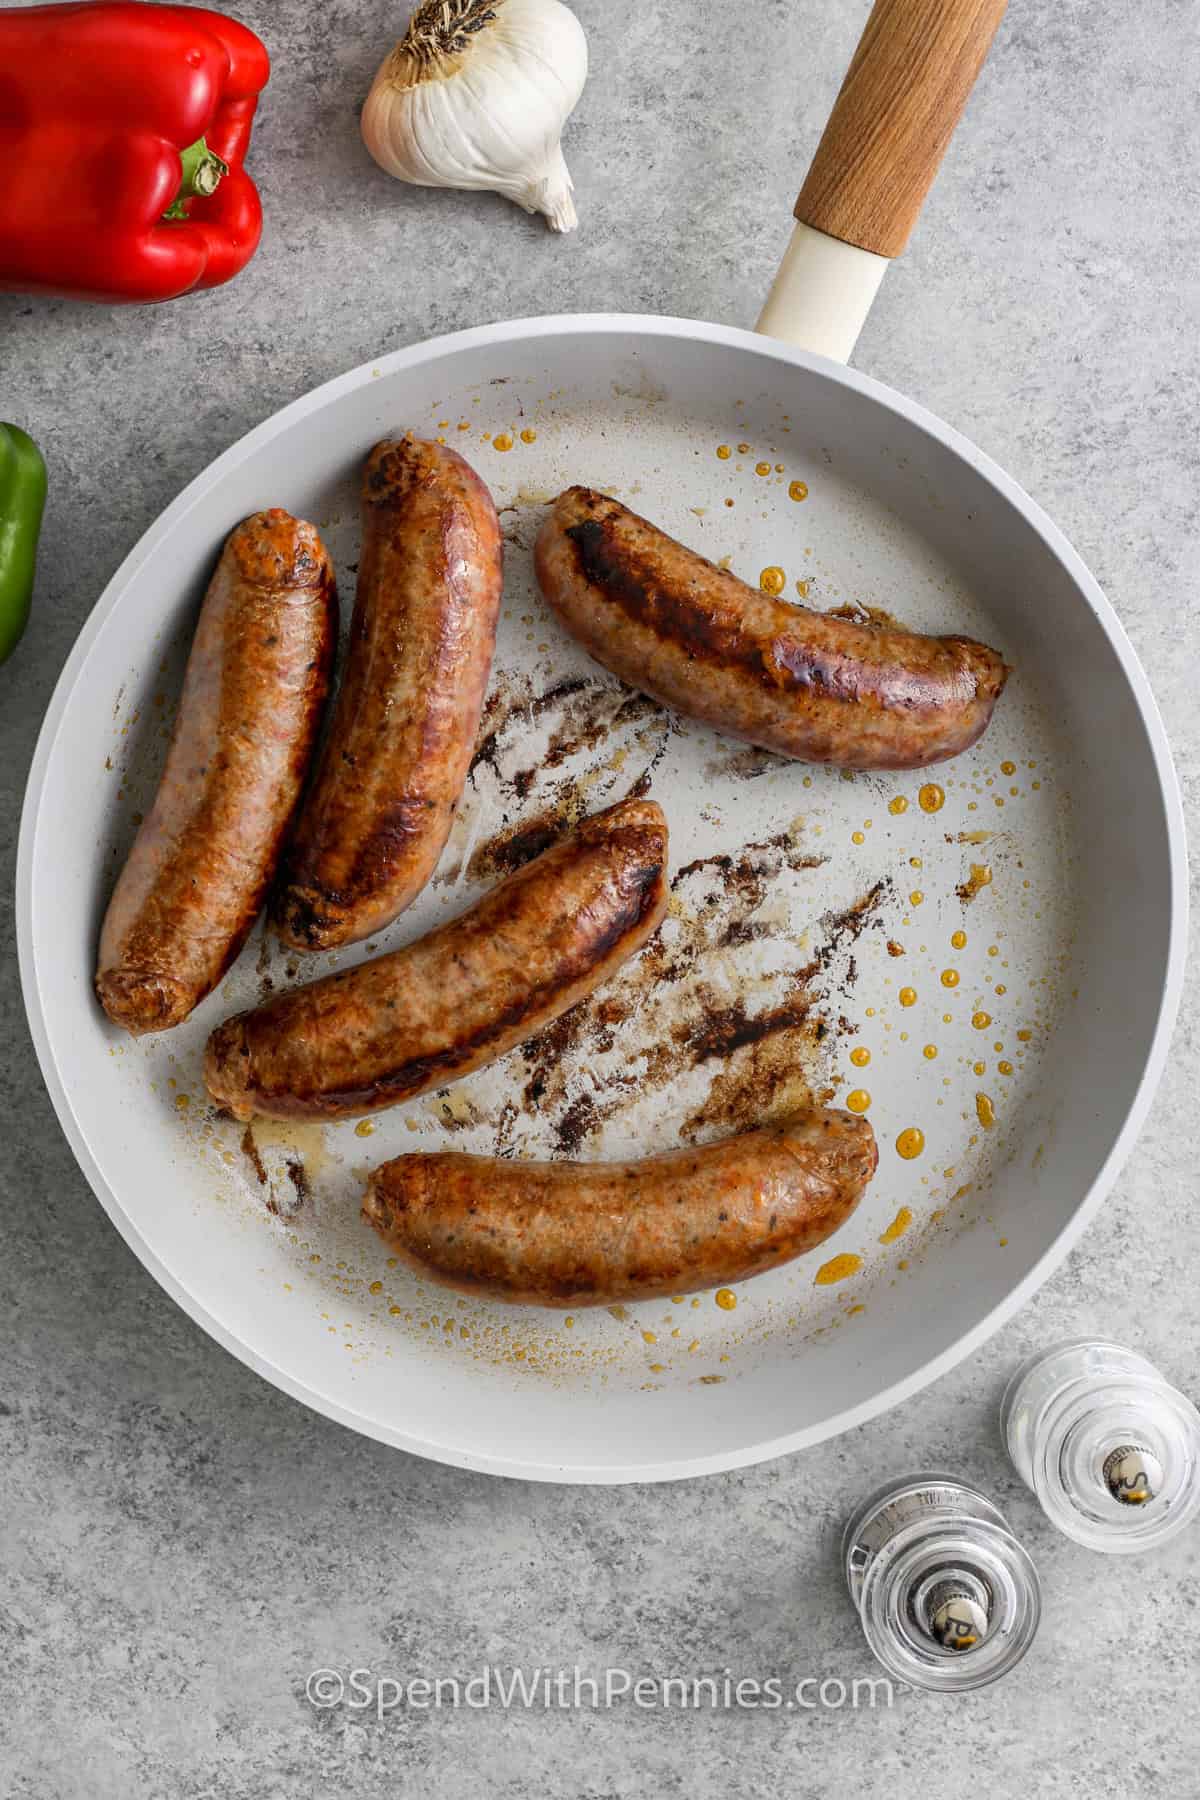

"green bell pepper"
[0, 423, 48, 664]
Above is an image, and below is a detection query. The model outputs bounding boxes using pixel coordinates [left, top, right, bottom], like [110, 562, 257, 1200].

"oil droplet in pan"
[889, 796, 909, 816]
[951, 929, 967, 950]
[976, 1094, 997, 1129]
[814, 1253, 862, 1286]
[759, 566, 786, 595]
[850, 1047, 871, 1068]
[520, 428, 537, 444]
[941, 969, 960, 989]
[846, 1090, 871, 1114]
[960, 863, 993, 901]
[899, 987, 917, 1007]
[879, 1206, 913, 1244]
[355, 1120, 375, 1138]
[896, 1128, 925, 1160]
[789, 480, 809, 502]
[715, 1288, 737, 1311]
[716, 444, 732, 460]
[493, 433, 514, 452]
[918, 783, 945, 813]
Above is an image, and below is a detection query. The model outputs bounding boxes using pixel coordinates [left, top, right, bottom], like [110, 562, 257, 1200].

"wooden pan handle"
[795, 0, 1008, 260]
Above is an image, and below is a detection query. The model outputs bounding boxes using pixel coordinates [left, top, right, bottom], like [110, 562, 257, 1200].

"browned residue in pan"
[239, 1120, 310, 1217]
[240, 1125, 267, 1185]
[679, 989, 827, 1142]
[508, 835, 889, 1157]
[469, 675, 592, 784]
[468, 808, 572, 882]
[811, 880, 889, 968]
[264, 1158, 309, 1219]
[283, 1158, 312, 1213]
[427, 674, 892, 1162]
[452, 674, 672, 886]
[956, 863, 994, 904]
[469, 675, 665, 790]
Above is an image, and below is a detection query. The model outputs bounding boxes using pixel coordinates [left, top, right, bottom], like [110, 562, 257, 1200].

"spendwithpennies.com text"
[305, 1666, 895, 1720]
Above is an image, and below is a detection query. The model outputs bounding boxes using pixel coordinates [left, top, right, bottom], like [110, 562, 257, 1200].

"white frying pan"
[17, 0, 1186, 1481]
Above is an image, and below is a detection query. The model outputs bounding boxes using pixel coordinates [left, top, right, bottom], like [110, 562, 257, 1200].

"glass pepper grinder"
[843, 1474, 1041, 1692]
[1001, 1338, 1200, 1553]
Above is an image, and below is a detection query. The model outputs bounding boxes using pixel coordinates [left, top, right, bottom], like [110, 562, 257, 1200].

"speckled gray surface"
[3, 0, 1199, 1792]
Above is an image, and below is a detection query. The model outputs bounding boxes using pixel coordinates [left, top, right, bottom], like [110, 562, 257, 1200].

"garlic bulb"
[362, 0, 589, 233]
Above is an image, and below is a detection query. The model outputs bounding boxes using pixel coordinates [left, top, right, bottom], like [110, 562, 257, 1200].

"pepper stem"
[163, 137, 229, 219]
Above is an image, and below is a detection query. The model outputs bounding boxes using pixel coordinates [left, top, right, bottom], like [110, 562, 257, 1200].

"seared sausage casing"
[95, 511, 337, 1036]
[362, 1111, 877, 1307]
[206, 797, 669, 1122]
[272, 437, 503, 952]
[535, 487, 1009, 770]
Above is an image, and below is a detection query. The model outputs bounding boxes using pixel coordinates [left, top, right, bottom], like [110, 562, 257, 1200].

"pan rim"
[17, 312, 1188, 1482]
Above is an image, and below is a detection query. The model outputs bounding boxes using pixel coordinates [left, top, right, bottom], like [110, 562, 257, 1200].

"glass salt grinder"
[1002, 1337, 1200, 1553]
[844, 1474, 1041, 1692]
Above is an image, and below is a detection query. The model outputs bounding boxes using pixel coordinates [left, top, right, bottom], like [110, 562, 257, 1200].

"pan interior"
[29, 325, 1173, 1476]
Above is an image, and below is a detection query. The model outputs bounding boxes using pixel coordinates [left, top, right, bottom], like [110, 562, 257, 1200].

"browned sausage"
[271, 437, 503, 952]
[361, 1110, 877, 1307]
[95, 511, 337, 1036]
[206, 796, 668, 1122]
[535, 487, 1009, 770]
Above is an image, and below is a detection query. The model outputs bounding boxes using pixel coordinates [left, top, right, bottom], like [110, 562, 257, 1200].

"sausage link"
[361, 1110, 878, 1307]
[271, 437, 503, 952]
[95, 511, 337, 1036]
[535, 487, 1009, 770]
[206, 797, 669, 1122]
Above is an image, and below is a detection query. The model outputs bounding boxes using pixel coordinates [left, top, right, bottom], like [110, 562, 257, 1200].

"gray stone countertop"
[2, 1, 1198, 1792]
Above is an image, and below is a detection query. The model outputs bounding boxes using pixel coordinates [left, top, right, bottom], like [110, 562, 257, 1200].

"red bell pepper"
[0, 2, 270, 304]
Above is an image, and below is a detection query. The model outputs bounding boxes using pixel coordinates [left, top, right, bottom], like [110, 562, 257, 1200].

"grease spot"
[815, 1253, 862, 1286]
[879, 1207, 913, 1244]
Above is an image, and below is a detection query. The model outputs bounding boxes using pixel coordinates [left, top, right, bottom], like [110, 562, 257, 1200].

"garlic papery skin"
[362, 0, 589, 233]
